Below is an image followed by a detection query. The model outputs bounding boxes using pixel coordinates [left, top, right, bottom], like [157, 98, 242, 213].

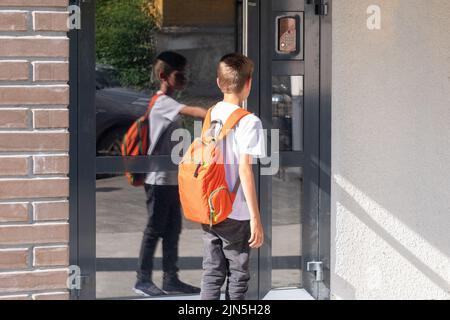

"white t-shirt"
[145, 94, 185, 185]
[210, 101, 266, 221]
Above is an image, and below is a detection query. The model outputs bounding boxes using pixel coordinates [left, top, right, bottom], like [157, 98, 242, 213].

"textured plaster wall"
[331, 0, 450, 299]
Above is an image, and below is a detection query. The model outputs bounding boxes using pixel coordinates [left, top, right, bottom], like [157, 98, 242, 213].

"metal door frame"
[254, 0, 331, 300]
[244, 0, 262, 300]
[318, 0, 332, 301]
[68, 0, 331, 300]
[69, 0, 96, 299]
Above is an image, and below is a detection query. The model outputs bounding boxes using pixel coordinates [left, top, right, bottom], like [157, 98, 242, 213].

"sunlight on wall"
[333, 174, 450, 299]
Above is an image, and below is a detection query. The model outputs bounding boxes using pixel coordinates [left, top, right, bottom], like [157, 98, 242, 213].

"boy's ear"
[159, 71, 167, 82]
[216, 78, 221, 90]
[246, 77, 252, 89]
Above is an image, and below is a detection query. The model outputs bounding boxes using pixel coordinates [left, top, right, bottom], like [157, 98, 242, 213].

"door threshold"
[262, 287, 315, 300]
[133, 293, 223, 300]
[131, 288, 314, 300]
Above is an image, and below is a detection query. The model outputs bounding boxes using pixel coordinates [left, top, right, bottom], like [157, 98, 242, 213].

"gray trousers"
[200, 219, 251, 300]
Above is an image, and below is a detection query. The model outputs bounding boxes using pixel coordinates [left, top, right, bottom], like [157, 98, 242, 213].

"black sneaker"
[162, 274, 201, 295]
[133, 280, 167, 297]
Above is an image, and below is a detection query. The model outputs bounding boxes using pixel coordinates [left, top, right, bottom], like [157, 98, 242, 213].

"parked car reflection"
[96, 64, 151, 157]
[95, 65, 301, 157]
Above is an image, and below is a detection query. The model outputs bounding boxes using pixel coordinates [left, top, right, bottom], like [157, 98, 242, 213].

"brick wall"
[0, 0, 69, 300]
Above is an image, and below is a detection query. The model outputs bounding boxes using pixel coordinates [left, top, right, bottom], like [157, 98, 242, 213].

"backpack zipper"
[208, 186, 228, 227]
[194, 163, 202, 178]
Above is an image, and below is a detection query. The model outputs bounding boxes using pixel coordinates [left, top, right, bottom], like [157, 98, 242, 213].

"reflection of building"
[272, 76, 303, 151]
[0, 0, 449, 302]
[150, 0, 238, 103]
[151, 0, 236, 28]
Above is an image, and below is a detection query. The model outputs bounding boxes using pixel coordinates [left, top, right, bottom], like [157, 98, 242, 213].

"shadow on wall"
[332, 174, 450, 299]
[330, 273, 356, 300]
[331, 0, 450, 300]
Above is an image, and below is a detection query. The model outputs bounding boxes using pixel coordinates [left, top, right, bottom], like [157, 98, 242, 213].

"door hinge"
[307, 261, 324, 282]
[309, 0, 329, 16]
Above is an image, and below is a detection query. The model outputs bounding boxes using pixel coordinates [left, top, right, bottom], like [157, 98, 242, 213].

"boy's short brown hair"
[217, 53, 254, 94]
[153, 51, 187, 81]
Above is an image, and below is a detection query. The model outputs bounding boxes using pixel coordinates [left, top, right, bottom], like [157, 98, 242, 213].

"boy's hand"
[249, 217, 264, 248]
[180, 106, 207, 119]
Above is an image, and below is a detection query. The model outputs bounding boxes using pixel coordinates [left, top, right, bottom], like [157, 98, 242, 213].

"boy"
[200, 53, 265, 300]
[134, 51, 207, 297]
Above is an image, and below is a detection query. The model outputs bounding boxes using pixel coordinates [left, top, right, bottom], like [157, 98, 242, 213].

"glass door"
[69, 0, 329, 300]
[256, 0, 323, 299]
[90, 0, 249, 300]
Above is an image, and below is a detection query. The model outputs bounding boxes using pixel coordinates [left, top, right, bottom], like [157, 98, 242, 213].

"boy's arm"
[179, 106, 207, 119]
[239, 154, 264, 249]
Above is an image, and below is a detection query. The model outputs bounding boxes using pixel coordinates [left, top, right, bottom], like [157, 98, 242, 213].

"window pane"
[272, 76, 304, 151]
[95, 0, 240, 299]
[95, 0, 238, 157]
[272, 167, 302, 288]
[96, 176, 203, 299]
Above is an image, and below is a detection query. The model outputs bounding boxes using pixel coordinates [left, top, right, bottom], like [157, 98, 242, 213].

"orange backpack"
[121, 93, 162, 187]
[178, 106, 252, 227]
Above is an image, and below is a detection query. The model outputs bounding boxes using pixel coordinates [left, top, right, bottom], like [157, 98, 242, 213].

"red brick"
[33, 155, 68, 175]
[33, 11, 68, 32]
[33, 246, 68, 267]
[0, 11, 27, 31]
[0, 248, 29, 270]
[0, 269, 68, 292]
[0, 202, 28, 222]
[0, 178, 68, 200]
[33, 201, 68, 221]
[0, 38, 68, 58]
[0, 223, 68, 245]
[0, 1, 68, 7]
[0, 85, 69, 105]
[33, 109, 68, 128]
[0, 61, 28, 81]
[0, 156, 28, 176]
[32, 291, 68, 300]
[0, 132, 68, 152]
[0, 109, 28, 128]
[32, 62, 68, 82]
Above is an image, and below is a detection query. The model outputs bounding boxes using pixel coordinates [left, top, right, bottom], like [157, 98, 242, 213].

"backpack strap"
[219, 108, 253, 201]
[144, 92, 163, 118]
[201, 107, 214, 138]
[201, 106, 253, 200]
[218, 108, 252, 141]
[145, 92, 165, 156]
[201, 106, 252, 140]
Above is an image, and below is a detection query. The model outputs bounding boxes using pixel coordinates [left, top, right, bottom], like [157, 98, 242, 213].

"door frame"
[68, 0, 331, 300]
[249, 0, 331, 300]
[318, 0, 332, 301]
[69, 0, 96, 300]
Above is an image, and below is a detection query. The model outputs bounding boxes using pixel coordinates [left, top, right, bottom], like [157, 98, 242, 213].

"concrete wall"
[331, 0, 450, 299]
